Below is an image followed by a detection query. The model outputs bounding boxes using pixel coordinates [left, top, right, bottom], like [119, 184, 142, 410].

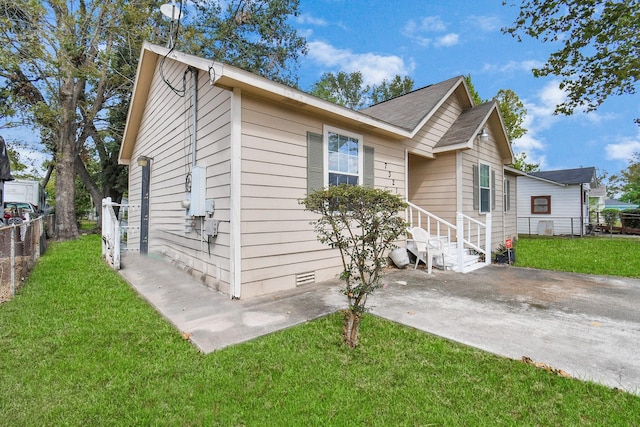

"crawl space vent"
[296, 271, 315, 286]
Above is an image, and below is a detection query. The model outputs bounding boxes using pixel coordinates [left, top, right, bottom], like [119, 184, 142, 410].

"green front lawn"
[515, 235, 640, 277]
[1, 235, 639, 425]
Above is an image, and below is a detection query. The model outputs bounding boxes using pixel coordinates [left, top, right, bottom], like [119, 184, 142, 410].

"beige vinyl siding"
[461, 126, 506, 250]
[407, 96, 463, 157]
[129, 57, 233, 292]
[238, 93, 404, 298]
[405, 93, 466, 223]
[408, 152, 457, 224]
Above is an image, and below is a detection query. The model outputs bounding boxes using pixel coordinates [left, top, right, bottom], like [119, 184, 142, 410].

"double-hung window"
[479, 163, 491, 213]
[306, 128, 373, 194]
[473, 162, 495, 214]
[325, 126, 363, 187]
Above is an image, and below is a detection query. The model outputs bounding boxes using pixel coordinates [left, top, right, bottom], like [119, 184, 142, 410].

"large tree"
[310, 72, 414, 110]
[503, 0, 640, 124]
[609, 153, 640, 204]
[310, 71, 371, 110]
[370, 75, 415, 105]
[0, 0, 306, 240]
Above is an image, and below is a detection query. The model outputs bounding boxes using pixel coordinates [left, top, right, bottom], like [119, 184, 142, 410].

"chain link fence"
[0, 216, 49, 303]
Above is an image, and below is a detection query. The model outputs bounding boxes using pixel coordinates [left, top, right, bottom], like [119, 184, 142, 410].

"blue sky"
[291, 0, 640, 179]
[6, 0, 639, 181]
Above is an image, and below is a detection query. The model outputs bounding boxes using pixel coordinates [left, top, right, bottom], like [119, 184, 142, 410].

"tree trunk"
[55, 75, 79, 240]
[343, 309, 361, 348]
[75, 156, 104, 229]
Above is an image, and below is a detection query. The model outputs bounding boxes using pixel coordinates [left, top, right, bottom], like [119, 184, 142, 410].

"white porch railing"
[102, 197, 140, 270]
[406, 202, 491, 272]
[456, 212, 491, 270]
[406, 202, 456, 244]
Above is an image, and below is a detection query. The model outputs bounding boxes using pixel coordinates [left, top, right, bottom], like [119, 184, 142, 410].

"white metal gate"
[101, 197, 140, 269]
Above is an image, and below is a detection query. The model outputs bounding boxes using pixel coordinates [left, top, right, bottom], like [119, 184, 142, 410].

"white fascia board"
[504, 165, 527, 176]
[432, 140, 473, 154]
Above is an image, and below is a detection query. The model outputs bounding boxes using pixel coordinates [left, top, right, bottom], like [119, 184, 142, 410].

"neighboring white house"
[516, 167, 597, 236]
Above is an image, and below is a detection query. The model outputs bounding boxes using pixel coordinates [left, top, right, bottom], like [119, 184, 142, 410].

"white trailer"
[3, 179, 46, 213]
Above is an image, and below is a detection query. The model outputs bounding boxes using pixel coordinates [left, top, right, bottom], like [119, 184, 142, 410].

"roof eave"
[119, 43, 412, 164]
[520, 174, 567, 186]
[432, 140, 474, 154]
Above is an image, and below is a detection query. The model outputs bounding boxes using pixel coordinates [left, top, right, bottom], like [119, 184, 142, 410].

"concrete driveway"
[119, 255, 640, 394]
[366, 266, 640, 394]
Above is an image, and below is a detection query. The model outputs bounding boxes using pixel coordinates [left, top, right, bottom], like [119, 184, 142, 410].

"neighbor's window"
[531, 195, 551, 214]
[479, 163, 491, 213]
[325, 126, 363, 186]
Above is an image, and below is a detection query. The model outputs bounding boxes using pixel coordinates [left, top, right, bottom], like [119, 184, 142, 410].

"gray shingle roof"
[529, 167, 596, 185]
[360, 76, 463, 131]
[435, 101, 494, 149]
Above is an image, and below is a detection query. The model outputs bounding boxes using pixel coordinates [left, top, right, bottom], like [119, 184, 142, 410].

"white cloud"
[483, 59, 545, 74]
[435, 33, 459, 47]
[605, 134, 640, 162]
[465, 15, 501, 32]
[511, 81, 569, 168]
[295, 13, 327, 26]
[402, 16, 453, 47]
[512, 114, 547, 168]
[524, 80, 566, 131]
[306, 40, 414, 85]
[416, 16, 447, 32]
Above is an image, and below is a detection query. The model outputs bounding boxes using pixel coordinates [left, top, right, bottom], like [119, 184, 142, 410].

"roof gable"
[433, 100, 513, 164]
[360, 76, 470, 133]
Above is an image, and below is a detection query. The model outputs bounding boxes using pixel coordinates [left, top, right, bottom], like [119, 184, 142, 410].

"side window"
[504, 178, 511, 212]
[479, 163, 491, 213]
[325, 126, 363, 186]
[473, 163, 493, 213]
[531, 195, 551, 214]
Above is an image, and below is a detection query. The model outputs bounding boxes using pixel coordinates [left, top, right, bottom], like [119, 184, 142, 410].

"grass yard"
[1, 235, 639, 425]
[515, 235, 640, 277]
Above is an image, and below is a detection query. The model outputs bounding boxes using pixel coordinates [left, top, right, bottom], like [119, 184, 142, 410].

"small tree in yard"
[301, 184, 408, 348]
[601, 208, 619, 231]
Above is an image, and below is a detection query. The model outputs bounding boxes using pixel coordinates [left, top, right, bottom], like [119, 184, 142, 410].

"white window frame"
[479, 162, 491, 214]
[323, 125, 364, 187]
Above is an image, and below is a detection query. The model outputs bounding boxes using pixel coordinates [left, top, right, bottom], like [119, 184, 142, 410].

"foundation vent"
[296, 271, 315, 286]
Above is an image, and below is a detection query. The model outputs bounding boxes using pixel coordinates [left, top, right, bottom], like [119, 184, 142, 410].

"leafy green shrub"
[301, 184, 407, 348]
[601, 208, 619, 227]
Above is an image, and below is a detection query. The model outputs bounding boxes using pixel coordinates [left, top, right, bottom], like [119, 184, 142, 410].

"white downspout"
[230, 88, 242, 299]
[456, 151, 464, 271]
[191, 68, 198, 168]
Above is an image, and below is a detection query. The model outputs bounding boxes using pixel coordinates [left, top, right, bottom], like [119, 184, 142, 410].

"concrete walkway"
[118, 254, 640, 394]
